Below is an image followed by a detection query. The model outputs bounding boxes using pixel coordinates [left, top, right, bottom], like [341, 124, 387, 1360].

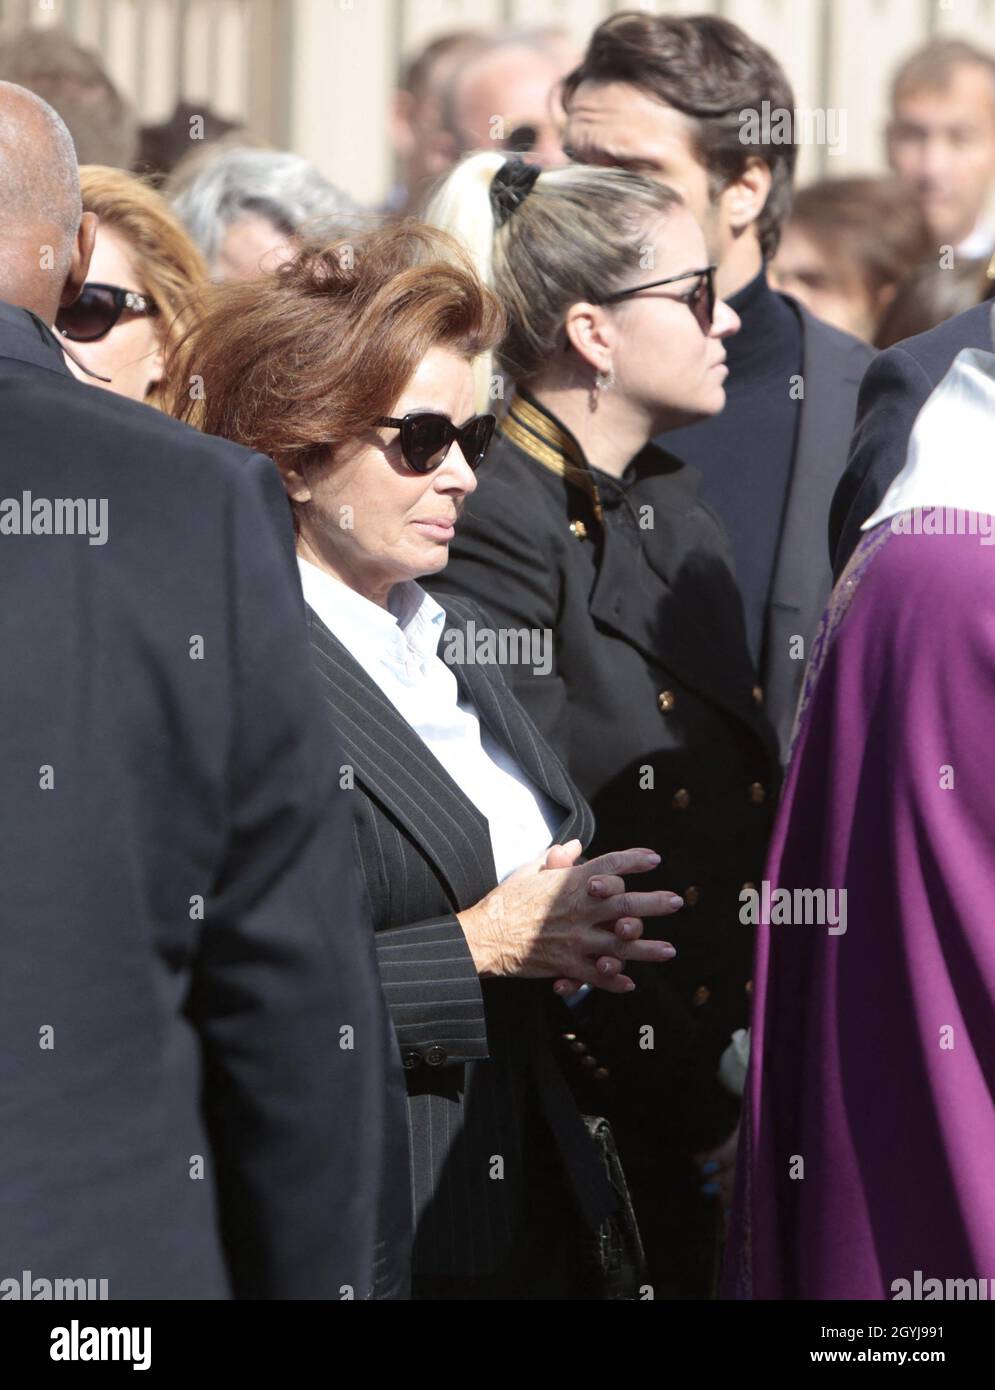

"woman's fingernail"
[623, 980, 636, 992]
[701, 1181, 720, 1197]
[700, 1160, 720, 1176]
[641, 852, 661, 865]
[659, 945, 677, 960]
[598, 959, 613, 974]
[588, 878, 605, 895]
[667, 895, 684, 910]
[553, 982, 569, 994]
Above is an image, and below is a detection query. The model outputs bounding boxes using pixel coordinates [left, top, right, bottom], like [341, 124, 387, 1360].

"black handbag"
[581, 1114, 648, 1300]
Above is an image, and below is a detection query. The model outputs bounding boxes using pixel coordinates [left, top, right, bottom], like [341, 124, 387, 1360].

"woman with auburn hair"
[55, 165, 207, 406]
[163, 221, 682, 1299]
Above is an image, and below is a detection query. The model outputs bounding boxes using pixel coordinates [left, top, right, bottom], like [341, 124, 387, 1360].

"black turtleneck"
[661, 266, 803, 670]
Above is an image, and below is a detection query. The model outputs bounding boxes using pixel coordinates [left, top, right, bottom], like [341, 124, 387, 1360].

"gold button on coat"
[569, 520, 588, 540]
[749, 781, 766, 805]
[752, 685, 764, 705]
[692, 985, 711, 1007]
[683, 885, 700, 906]
[671, 787, 690, 811]
[658, 690, 676, 713]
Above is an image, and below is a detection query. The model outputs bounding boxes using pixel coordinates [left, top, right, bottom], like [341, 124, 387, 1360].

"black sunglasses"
[377, 411, 497, 473]
[596, 265, 717, 332]
[56, 282, 157, 343]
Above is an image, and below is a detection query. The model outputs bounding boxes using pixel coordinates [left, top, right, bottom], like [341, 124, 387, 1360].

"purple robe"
[725, 520, 995, 1299]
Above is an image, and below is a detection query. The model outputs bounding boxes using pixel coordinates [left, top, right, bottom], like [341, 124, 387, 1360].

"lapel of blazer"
[307, 607, 497, 910]
[307, 601, 589, 907]
[765, 299, 870, 666]
[438, 593, 592, 849]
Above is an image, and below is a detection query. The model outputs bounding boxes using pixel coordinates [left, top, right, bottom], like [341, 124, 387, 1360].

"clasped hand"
[457, 839, 681, 995]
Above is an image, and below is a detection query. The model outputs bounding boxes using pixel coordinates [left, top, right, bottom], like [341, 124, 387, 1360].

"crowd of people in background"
[2, 9, 995, 1303]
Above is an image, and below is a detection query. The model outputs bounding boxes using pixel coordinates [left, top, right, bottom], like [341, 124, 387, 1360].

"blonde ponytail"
[426, 154, 683, 409]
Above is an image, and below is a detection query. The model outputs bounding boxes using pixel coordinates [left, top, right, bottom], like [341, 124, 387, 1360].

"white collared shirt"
[956, 217, 995, 261]
[298, 558, 559, 882]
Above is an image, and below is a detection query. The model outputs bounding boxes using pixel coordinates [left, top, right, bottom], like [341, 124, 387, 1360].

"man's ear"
[723, 157, 774, 234]
[563, 302, 616, 375]
[390, 90, 416, 160]
[60, 211, 97, 308]
[884, 120, 900, 173]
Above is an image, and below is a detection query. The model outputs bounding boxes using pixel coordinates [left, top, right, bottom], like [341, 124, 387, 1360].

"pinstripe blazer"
[307, 591, 616, 1278]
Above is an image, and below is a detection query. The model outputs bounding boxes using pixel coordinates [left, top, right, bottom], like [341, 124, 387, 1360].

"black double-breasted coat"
[428, 390, 782, 1157]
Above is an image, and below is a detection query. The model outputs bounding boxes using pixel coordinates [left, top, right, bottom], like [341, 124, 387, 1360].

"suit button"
[692, 985, 711, 1007]
[580, 1054, 599, 1069]
[749, 781, 766, 805]
[401, 1049, 421, 1070]
[658, 690, 676, 713]
[592, 1066, 610, 1081]
[752, 685, 764, 705]
[561, 1032, 577, 1042]
[745, 980, 754, 996]
[424, 1045, 447, 1067]
[569, 1039, 588, 1055]
[683, 885, 700, 906]
[671, 787, 690, 811]
[569, 519, 588, 540]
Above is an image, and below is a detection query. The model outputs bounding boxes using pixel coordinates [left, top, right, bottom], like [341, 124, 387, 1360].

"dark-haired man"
[563, 11, 873, 756]
[558, 10, 872, 1298]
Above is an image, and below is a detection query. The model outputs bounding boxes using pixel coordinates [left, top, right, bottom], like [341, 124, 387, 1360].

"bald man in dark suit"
[0, 80, 408, 1300]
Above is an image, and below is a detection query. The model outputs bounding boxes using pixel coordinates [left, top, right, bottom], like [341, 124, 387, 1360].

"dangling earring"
[589, 364, 615, 412]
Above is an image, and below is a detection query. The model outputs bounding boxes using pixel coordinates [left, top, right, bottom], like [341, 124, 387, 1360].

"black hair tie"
[489, 159, 541, 228]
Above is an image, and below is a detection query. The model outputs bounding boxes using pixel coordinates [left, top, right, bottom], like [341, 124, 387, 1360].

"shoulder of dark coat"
[1, 360, 268, 492]
[883, 300, 994, 381]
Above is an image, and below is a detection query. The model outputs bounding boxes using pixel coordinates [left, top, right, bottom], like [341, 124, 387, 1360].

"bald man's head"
[0, 80, 95, 321]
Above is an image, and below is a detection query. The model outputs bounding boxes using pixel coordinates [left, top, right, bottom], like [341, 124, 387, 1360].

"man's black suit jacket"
[0, 299, 401, 1299]
[306, 594, 617, 1280]
[829, 300, 994, 578]
[664, 297, 873, 757]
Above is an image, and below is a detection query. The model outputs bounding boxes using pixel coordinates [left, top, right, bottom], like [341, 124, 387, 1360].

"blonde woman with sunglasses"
[426, 153, 782, 1299]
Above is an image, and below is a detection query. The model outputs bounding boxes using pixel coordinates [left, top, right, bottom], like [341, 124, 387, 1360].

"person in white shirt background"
[887, 37, 995, 263]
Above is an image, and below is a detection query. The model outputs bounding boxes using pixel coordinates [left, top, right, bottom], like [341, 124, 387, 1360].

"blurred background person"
[874, 254, 995, 348]
[771, 176, 933, 344]
[887, 37, 995, 259]
[0, 23, 137, 168]
[164, 221, 683, 1299]
[562, 11, 874, 762]
[426, 152, 780, 1298]
[55, 165, 207, 406]
[137, 99, 246, 182]
[440, 29, 575, 174]
[386, 29, 488, 216]
[167, 143, 362, 281]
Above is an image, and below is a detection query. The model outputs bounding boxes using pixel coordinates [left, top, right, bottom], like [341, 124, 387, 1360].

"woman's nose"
[711, 300, 741, 340]
[437, 444, 478, 494]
